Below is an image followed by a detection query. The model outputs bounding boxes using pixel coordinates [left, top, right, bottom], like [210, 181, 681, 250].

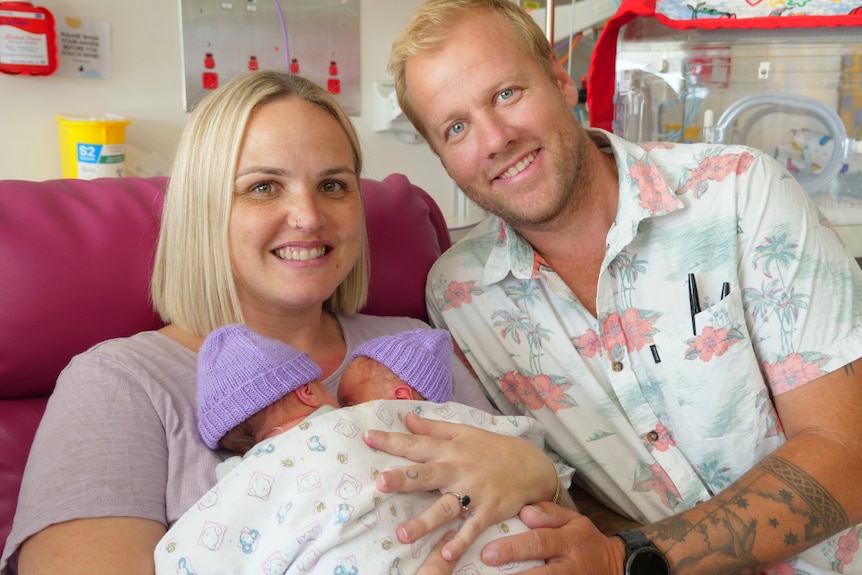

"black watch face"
[628, 547, 670, 575]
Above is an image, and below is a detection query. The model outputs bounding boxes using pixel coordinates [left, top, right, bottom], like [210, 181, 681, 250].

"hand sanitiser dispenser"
[0, 1, 57, 76]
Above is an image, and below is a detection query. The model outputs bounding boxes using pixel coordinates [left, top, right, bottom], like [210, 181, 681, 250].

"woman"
[1, 71, 551, 574]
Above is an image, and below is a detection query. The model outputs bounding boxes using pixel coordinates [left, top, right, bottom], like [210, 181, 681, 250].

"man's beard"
[463, 124, 590, 229]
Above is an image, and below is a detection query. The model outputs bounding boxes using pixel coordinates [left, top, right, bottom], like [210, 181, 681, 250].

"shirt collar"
[481, 129, 684, 286]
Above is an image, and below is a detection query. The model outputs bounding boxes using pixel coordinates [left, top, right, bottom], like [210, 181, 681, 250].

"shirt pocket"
[652, 287, 770, 442]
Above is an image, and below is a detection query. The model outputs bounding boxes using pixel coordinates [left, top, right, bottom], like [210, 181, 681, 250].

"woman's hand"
[362, 412, 558, 567]
[480, 502, 627, 575]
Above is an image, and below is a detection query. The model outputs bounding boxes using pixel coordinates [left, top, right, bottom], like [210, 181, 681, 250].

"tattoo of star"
[736, 496, 749, 509]
[762, 457, 848, 538]
[784, 531, 799, 546]
[769, 518, 780, 528]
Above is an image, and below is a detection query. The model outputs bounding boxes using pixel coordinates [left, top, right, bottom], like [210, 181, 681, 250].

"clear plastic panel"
[613, 18, 862, 201]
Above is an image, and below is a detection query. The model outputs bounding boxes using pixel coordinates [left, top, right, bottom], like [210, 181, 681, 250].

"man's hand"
[479, 502, 626, 575]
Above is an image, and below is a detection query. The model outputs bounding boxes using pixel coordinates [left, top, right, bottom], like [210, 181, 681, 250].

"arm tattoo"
[646, 455, 848, 575]
[758, 457, 847, 538]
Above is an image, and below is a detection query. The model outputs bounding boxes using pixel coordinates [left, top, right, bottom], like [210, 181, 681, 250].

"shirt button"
[612, 361, 623, 372]
[647, 430, 659, 442]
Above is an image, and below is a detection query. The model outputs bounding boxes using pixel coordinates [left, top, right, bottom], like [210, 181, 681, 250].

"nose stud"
[293, 219, 299, 229]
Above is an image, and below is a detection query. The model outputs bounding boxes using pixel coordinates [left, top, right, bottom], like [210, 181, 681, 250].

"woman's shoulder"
[76, 330, 191, 359]
[52, 330, 199, 441]
[61, 330, 196, 385]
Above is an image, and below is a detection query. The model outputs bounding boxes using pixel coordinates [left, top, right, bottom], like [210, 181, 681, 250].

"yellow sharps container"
[57, 114, 131, 179]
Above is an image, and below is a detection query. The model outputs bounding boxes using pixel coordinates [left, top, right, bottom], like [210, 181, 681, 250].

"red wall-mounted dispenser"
[0, 1, 57, 76]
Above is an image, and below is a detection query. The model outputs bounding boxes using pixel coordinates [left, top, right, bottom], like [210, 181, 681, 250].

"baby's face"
[338, 357, 400, 406]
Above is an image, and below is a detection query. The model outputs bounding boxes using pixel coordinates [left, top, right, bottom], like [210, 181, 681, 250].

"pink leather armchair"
[0, 173, 451, 552]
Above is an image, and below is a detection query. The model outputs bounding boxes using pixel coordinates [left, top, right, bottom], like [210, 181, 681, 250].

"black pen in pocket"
[720, 282, 730, 300]
[687, 273, 700, 336]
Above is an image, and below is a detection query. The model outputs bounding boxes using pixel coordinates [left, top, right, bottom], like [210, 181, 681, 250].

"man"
[372, 0, 862, 573]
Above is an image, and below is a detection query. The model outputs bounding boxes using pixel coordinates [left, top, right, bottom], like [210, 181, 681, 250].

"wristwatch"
[617, 529, 670, 575]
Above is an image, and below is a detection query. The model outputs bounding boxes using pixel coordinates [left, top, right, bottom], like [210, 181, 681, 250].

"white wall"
[3, 1, 861, 252]
[0, 0, 463, 219]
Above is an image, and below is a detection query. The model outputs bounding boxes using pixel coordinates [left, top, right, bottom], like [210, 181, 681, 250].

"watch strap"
[617, 529, 670, 575]
[617, 529, 653, 553]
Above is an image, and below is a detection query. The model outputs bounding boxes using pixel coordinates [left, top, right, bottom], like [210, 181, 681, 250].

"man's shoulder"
[431, 217, 500, 275]
[597, 127, 767, 173]
[639, 140, 768, 171]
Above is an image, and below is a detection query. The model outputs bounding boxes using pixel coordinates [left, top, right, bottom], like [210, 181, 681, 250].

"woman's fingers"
[363, 413, 459, 459]
[396, 491, 466, 543]
[366, 413, 554, 503]
[363, 415, 482, 494]
[374, 458, 448, 493]
[412, 505, 508, 574]
[363, 412, 567, 571]
[415, 529, 459, 575]
[437, 506, 495, 562]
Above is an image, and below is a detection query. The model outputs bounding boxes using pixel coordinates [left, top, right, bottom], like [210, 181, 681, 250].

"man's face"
[404, 12, 586, 228]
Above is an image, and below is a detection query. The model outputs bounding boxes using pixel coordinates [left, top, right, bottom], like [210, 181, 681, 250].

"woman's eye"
[321, 180, 347, 195]
[249, 181, 275, 195]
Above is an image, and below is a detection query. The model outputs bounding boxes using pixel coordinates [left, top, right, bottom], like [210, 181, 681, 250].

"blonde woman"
[1, 71, 525, 574]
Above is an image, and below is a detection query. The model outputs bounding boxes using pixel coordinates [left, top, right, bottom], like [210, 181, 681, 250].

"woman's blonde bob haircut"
[388, 0, 555, 142]
[151, 71, 368, 336]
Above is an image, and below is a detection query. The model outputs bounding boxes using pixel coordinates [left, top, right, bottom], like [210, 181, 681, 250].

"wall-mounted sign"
[55, 17, 111, 79]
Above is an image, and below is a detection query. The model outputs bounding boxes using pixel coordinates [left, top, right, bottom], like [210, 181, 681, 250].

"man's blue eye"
[450, 122, 465, 136]
[500, 88, 514, 101]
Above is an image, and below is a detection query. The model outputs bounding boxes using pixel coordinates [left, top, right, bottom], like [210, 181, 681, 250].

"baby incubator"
[611, 18, 862, 224]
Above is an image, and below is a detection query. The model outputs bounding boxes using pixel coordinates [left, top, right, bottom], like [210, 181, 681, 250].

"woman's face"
[229, 96, 362, 318]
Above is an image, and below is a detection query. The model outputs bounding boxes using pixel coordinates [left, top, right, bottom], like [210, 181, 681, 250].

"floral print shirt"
[426, 129, 862, 574]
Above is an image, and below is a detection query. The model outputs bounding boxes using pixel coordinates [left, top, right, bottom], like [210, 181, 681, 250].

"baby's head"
[197, 324, 337, 452]
[338, 328, 453, 406]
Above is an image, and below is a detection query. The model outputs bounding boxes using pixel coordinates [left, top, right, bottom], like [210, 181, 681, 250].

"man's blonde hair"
[151, 71, 369, 336]
[388, 0, 555, 141]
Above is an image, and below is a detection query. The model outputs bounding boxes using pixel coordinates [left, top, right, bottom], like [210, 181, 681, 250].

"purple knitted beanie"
[350, 328, 453, 403]
[197, 324, 323, 449]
